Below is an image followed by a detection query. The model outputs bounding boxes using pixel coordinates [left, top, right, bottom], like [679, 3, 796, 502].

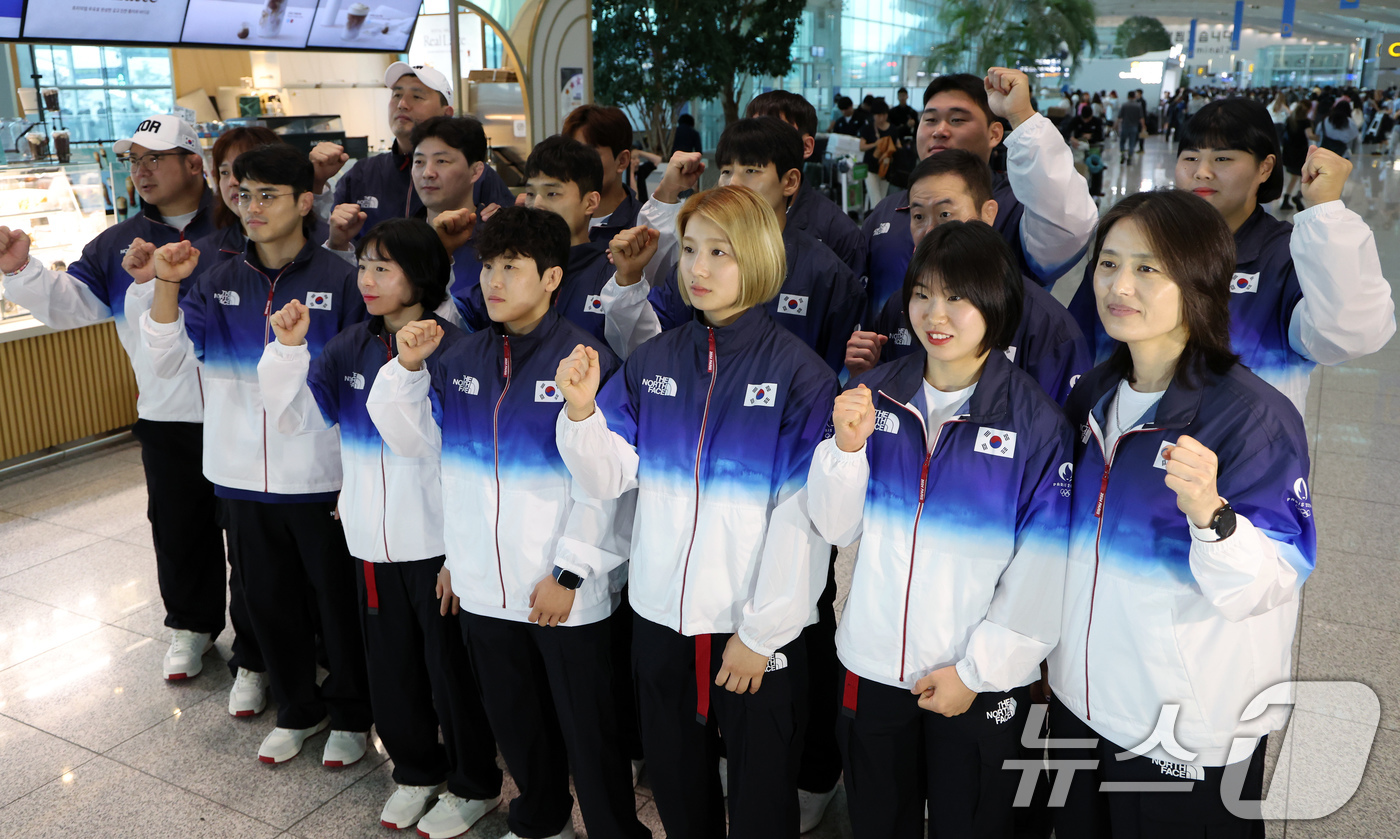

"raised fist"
[431, 208, 478, 255]
[555, 343, 601, 421]
[270, 299, 311, 347]
[832, 384, 877, 453]
[123, 237, 159, 284]
[0, 226, 31, 274]
[152, 241, 201, 284]
[608, 226, 661, 288]
[397, 319, 445, 371]
[328, 203, 368, 251]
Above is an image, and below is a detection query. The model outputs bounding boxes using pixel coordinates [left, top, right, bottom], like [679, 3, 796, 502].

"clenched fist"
[1300, 145, 1352, 207]
[328, 203, 368, 251]
[556, 344, 602, 422]
[123, 237, 159, 284]
[309, 142, 349, 192]
[832, 384, 877, 453]
[431, 208, 478, 255]
[608, 226, 661, 288]
[984, 67, 1036, 130]
[270, 299, 311, 347]
[0, 226, 32, 274]
[655, 151, 706, 204]
[396, 320, 445, 371]
[844, 331, 887, 376]
[152, 241, 201, 283]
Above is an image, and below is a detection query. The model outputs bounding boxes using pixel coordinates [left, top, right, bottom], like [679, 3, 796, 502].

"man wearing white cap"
[316, 62, 514, 242]
[0, 115, 268, 713]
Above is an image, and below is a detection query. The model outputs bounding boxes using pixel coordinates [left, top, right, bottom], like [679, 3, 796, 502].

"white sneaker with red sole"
[381, 783, 445, 830]
[322, 729, 368, 767]
[162, 630, 212, 680]
[415, 792, 502, 838]
[228, 667, 269, 717]
[257, 718, 329, 764]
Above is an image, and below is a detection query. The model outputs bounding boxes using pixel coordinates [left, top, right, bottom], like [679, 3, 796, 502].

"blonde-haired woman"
[554, 185, 839, 839]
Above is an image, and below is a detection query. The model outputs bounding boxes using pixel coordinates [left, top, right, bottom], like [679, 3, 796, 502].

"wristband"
[154, 272, 182, 285]
[3, 257, 31, 277]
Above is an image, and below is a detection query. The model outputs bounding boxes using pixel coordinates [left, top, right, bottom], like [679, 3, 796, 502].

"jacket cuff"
[141, 310, 185, 338]
[955, 657, 983, 694]
[264, 340, 310, 360]
[1292, 199, 1347, 225]
[819, 435, 867, 463]
[1005, 111, 1052, 148]
[736, 626, 777, 660]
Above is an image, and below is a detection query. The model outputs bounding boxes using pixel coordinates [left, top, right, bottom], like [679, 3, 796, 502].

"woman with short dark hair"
[1050, 190, 1316, 838]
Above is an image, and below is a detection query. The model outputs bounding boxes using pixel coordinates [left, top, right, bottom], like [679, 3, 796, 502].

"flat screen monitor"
[180, 0, 318, 48]
[0, 0, 19, 40]
[305, 0, 418, 51]
[23, 0, 191, 44]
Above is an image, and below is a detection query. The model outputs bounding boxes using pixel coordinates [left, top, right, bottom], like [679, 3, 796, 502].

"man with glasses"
[0, 116, 267, 714]
[313, 63, 514, 244]
[131, 143, 372, 767]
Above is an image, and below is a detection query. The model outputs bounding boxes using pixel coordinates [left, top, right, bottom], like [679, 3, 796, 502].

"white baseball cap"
[385, 62, 453, 104]
[114, 115, 200, 155]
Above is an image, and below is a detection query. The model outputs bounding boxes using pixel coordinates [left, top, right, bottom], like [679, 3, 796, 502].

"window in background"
[17, 45, 176, 143]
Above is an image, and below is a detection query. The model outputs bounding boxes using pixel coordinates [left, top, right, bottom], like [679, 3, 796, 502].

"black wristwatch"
[552, 566, 584, 591]
[1208, 502, 1237, 540]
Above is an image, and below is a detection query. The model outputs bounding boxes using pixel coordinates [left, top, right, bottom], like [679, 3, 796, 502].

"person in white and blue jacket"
[368, 207, 650, 839]
[808, 220, 1072, 839]
[1067, 98, 1395, 416]
[1049, 191, 1316, 838]
[255, 219, 503, 838]
[132, 144, 372, 770]
[555, 185, 838, 839]
[849, 151, 1092, 406]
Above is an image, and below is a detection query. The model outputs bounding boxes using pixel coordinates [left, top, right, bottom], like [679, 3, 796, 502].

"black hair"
[905, 149, 994, 208]
[901, 220, 1022, 356]
[474, 206, 571, 293]
[897, 87, 909, 95]
[409, 116, 488, 165]
[1177, 99, 1283, 203]
[1094, 190, 1240, 389]
[355, 218, 452, 313]
[837, 95, 853, 110]
[716, 116, 804, 181]
[1328, 100, 1352, 130]
[922, 73, 995, 123]
[870, 99, 889, 116]
[526, 135, 604, 198]
[745, 90, 818, 137]
[678, 113, 695, 127]
[232, 144, 315, 236]
[561, 104, 634, 158]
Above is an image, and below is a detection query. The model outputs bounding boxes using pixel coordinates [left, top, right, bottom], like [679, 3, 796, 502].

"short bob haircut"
[525, 135, 605, 198]
[715, 116, 804, 182]
[1094, 190, 1241, 388]
[905, 149, 994, 209]
[355, 218, 452, 313]
[211, 126, 281, 230]
[474, 205, 571, 289]
[900, 220, 1021, 356]
[1177, 99, 1283, 204]
[745, 90, 818, 138]
[676, 185, 787, 312]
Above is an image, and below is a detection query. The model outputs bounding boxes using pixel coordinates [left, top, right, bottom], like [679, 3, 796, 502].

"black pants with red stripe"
[835, 668, 1030, 839]
[225, 498, 371, 731]
[133, 419, 262, 674]
[357, 558, 501, 800]
[632, 616, 808, 839]
[463, 611, 649, 839]
[797, 547, 842, 793]
[1048, 697, 1266, 839]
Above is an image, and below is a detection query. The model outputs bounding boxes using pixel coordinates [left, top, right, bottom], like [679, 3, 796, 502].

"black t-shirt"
[889, 103, 919, 128]
[832, 112, 869, 137]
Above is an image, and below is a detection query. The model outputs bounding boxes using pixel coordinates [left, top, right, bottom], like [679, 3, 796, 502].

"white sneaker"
[228, 667, 269, 717]
[415, 792, 501, 838]
[718, 756, 728, 798]
[798, 786, 837, 833]
[162, 630, 212, 680]
[381, 783, 445, 830]
[498, 820, 575, 839]
[257, 718, 329, 764]
[323, 729, 368, 767]
[631, 759, 644, 788]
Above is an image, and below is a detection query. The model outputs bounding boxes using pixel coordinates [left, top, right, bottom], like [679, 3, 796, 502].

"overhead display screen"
[0, 0, 18, 40]
[180, 0, 318, 48]
[305, 0, 418, 51]
[22, 0, 191, 43]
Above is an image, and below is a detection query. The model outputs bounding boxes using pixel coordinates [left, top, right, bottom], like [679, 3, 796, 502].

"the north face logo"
[892, 328, 911, 346]
[643, 376, 677, 397]
[215, 290, 240, 306]
[987, 696, 1017, 724]
[453, 375, 479, 395]
[357, 196, 380, 210]
[872, 222, 891, 235]
[765, 652, 789, 673]
[344, 373, 365, 390]
[1150, 758, 1205, 781]
[874, 410, 900, 434]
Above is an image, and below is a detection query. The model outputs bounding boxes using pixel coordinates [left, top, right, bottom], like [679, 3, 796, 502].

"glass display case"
[0, 162, 110, 324]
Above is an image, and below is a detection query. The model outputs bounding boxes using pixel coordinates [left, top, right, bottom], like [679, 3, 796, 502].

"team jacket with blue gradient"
[367, 308, 630, 626]
[862, 112, 1099, 319]
[555, 306, 839, 656]
[809, 350, 1072, 692]
[332, 145, 516, 239]
[646, 223, 866, 373]
[453, 238, 617, 341]
[588, 182, 642, 245]
[1067, 202, 1395, 416]
[2, 192, 218, 422]
[787, 182, 867, 278]
[257, 313, 463, 562]
[872, 274, 1092, 405]
[194, 216, 331, 271]
[131, 238, 365, 498]
[1049, 361, 1316, 767]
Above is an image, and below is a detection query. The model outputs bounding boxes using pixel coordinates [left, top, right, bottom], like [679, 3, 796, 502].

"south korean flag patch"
[777, 294, 809, 316]
[306, 292, 333, 310]
[744, 383, 778, 407]
[1229, 272, 1260, 294]
[1153, 439, 1174, 470]
[583, 294, 605, 315]
[975, 426, 1017, 458]
[535, 380, 565, 402]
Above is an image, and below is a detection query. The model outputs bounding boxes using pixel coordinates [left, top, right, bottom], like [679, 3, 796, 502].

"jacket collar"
[1082, 362, 1211, 433]
[593, 183, 640, 231]
[242, 235, 321, 277]
[141, 186, 216, 228]
[1232, 204, 1278, 263]
[487, 306, 562, 355]
[683, 304, 772, 357]
[365, 309, 451, 343]
[877, 348, 1015, 425]
[568, 238, 610, 270]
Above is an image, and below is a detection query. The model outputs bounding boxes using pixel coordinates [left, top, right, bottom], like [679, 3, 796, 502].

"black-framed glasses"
[236, 189, 294, 209]
[118, 151, 188, 171]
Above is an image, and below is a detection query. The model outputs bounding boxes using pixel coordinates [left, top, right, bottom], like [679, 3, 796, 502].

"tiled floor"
[1, 136, 1397, 838]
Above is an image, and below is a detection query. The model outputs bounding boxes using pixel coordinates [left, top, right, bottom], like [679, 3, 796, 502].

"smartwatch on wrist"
[1208, 501, 1237, 540]
[552, 565, 584, 591]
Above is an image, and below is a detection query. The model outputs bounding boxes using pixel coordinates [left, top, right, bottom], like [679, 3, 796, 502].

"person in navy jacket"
[862, 68, 1098, 321]
[555, 185, 838, 839]
[645, 117, 865, 374]
[746, 91, 868, 277]
[132, 145, 372, 769]
[808, 220, 1071, 839]
[1049, 191, 1315, 837]
[1067, 99, 1395, 415]
[0, 115, 265, 706]
[256, 218, 503, 837]
[369, 207, 650, 839]
[562, 104, 644, 241]
[848, 151, 1092, 405]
